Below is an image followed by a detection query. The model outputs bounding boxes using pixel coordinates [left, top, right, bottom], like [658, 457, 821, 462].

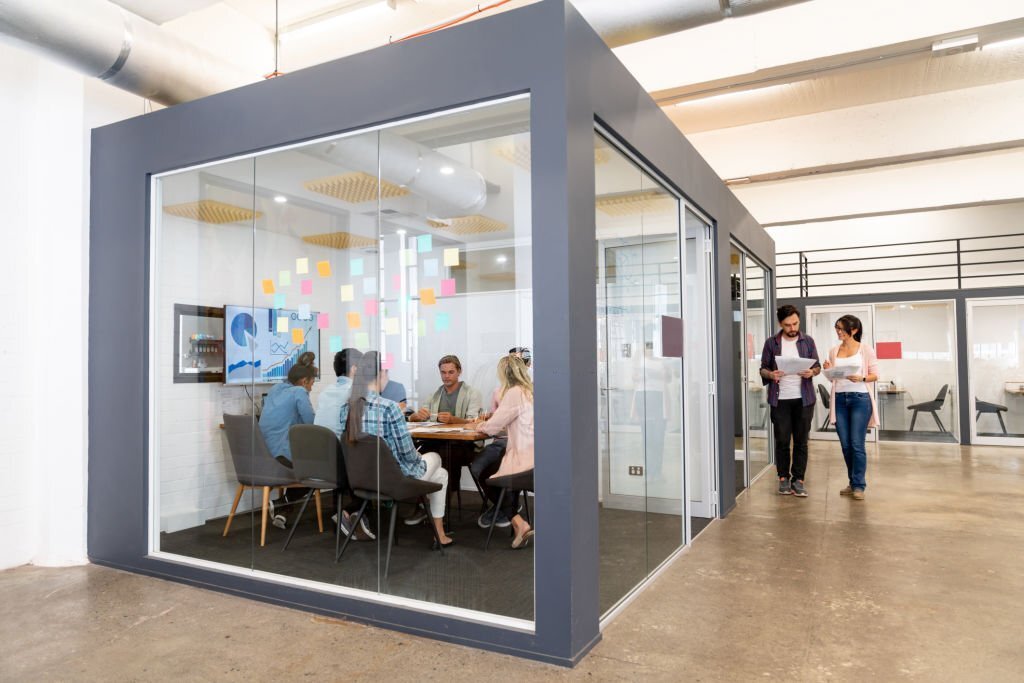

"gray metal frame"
[89, 0, 773, 664]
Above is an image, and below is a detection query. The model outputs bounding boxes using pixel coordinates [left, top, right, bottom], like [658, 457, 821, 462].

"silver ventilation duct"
[0, 0, 253, 105]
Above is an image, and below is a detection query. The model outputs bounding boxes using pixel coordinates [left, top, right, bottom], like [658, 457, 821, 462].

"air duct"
[0, 0, 254, 105]
[315, 132, 488, 218]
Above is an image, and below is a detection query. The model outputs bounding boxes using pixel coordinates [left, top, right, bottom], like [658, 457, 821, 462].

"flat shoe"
[511, 529, 534, 549]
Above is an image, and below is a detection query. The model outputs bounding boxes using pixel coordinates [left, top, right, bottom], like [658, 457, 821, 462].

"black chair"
[222, 414, 303, 547]
[483, 468, 534, 551]
[282, 425, 348, 554]
[907, 384, 949, 432]
[816, 384, 832, 431]
[336, 434, 444, 578]
[976, 398, 1009, 435]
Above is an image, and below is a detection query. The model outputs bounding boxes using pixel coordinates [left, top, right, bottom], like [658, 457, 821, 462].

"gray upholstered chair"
[336, 433, 443, 578]
[907, 385, 949, 432]
[816, 384, 832, 431]
[282, 424, 346, 554]
[222, 413, 302, 547]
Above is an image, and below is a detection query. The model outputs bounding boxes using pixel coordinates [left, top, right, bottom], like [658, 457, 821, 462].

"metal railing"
[777, 232, 1024, 298]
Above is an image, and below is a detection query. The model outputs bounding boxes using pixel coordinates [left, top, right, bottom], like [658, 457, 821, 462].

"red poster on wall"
[876, 341, 903, 360]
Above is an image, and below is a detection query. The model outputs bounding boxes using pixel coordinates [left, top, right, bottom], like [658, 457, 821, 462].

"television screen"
[223, 305, 321, 385]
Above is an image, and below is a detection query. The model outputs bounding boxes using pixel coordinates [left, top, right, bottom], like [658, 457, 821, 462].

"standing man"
[759, 305, 821, 497]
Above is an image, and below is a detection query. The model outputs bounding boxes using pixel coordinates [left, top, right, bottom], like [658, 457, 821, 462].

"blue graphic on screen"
[224, 305, 320, 384]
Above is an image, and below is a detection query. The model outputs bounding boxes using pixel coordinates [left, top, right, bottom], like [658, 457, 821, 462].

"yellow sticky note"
[317, 260, 331, 277]
[291, 328, 304, 344]
[262, 279, 275, 295]
[276, 316, 289, 333]
[296, 257, 309, 274]
[443, 248, 459, 267]
[384, 317, 400, 335]
[347, 311, 361, 329]
[278, 270, 291, 287]
[419, 288, 437, 306]
[340, 284, 354, 302]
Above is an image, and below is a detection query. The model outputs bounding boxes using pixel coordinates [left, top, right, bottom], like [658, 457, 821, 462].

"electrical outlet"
[628, 465, 644, 476]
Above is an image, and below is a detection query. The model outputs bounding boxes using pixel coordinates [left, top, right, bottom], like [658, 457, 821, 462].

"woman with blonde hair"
[471, 354, 535, 548]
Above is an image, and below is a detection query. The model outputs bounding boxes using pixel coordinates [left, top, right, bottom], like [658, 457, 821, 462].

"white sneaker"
[272, 514, 287, 530]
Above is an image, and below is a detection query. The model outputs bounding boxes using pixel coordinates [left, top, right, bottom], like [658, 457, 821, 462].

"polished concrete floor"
[3, 440, 1023, 681]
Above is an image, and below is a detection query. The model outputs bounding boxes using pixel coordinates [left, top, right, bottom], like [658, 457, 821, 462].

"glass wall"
[730, 246, 746, 494]
[152, 97, 535, 623]
[594, 133, 685, 616]
[969, 297, 1024, 444]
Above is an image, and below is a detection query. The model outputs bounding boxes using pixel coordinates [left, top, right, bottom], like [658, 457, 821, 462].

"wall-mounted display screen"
[223, 305, 320, 385]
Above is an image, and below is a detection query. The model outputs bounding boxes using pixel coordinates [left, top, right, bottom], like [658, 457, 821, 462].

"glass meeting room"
[968, 296, 1024, 445]
[151, 97, 537, 624]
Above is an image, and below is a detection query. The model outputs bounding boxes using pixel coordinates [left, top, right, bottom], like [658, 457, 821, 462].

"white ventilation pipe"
[318, 132, 488, 218]
[0, 0, 254, 105]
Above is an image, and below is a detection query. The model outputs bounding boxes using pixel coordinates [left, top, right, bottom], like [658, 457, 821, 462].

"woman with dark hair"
[822, 314, 879, 500]
[341, 352, 453, 547]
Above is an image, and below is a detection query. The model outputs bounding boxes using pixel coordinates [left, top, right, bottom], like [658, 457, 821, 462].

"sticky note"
[316, 260, 331, 277]
[443, 248, 459, 267]
[355, 332, 370, 348]
[385, 317, 399, 335]
[350, 258, 364, 276]
[279, 270, 291, 287]
[273, 293, 286, 309]
[329, 335, 342, 353]
[362, 277, 376, 295]
[435, 312, 450, 332]
[276, 316, 289, 333]
[382, 352, 394, 370]
[405, 248, 417, 266]
[419, 288, 436, 306]
[291, 328, 304, 344]
[391, 274, 402, 292]
[423, 259, 438, 277]
[418, 320, 426, 337]
[262, 279, 275, 295]
[340, 284, 354, 302]
[298, 304, 311, 320]
[417, 234, 432, 253]
[301, 279, 313, 295]
[296, 258, 309, 274]
[364, 299, 378, 317]
[317, 313, 329, 329]
[440, 278, 456, 297]
[347, 311, 361, 329]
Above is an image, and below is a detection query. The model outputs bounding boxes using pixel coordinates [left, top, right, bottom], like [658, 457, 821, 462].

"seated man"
[341, 352, 453, 547]
[378, 369, 407, 410]
[258, 360, 317, 528]
[409, 355, 482, 424]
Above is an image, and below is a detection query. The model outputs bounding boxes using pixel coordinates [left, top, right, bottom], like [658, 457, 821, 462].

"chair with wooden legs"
[222, 413, 302, 547]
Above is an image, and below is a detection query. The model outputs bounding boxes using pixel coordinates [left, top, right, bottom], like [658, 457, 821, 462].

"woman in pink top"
[471, 355, 535, 548]
[822, 314, 879, 500]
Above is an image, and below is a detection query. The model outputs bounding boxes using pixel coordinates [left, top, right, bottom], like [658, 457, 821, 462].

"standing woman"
[822, 315, 879, 500]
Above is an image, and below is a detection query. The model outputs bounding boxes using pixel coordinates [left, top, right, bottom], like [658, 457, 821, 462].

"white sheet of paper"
[774, 355, 815, 375]
[823, 367, 851, 380]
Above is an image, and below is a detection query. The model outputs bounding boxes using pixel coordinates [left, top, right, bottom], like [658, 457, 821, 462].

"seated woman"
[471, 354, 535, 549]
[341, 352, 453, 547]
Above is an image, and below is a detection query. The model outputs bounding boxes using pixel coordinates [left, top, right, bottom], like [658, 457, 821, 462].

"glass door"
[730, 246, 747, 494]
[968, 297, 1024, 446]
[744, 259, 772, 482]
[807, 305, 877, 443]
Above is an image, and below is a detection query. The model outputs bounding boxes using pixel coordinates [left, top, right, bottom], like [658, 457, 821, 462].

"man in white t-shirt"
[758, 305, 821, 497]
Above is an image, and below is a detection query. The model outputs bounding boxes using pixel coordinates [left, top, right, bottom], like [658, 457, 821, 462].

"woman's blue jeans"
[834, 391, 871, 490]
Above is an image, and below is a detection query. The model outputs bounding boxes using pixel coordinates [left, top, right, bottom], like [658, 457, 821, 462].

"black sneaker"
[778, 478, 792, 495]
[403, 505, 428, 526]
[791, 480, 807, 497]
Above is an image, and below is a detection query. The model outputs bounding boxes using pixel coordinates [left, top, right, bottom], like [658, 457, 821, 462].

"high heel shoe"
[432, 538, 455, 550]
[511, 528, 534, 550]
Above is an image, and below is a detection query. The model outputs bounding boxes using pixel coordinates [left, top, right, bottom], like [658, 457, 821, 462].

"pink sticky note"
[440, 278, 456, 297]
[364, 299, 378, 316]
[391, 274, 402, 292]
[382, 352, 394, 370]
[317, 313, 329, 329]
[300, 279, 313, 295]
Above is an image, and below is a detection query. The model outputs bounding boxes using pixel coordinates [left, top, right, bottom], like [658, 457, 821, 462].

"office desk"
[878, 389, 910, 431]
[408, 425, 488, 527]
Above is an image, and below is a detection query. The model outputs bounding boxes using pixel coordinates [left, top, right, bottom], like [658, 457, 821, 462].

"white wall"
[0, 43, 146, 569]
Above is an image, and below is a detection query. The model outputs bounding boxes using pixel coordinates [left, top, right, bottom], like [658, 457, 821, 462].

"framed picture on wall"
[173, 304, 225, 383]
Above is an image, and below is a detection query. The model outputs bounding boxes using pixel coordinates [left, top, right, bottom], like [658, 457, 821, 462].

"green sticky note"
[355, 332, 370, 348]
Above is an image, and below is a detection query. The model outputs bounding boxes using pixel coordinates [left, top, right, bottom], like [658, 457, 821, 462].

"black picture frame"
[172, 304, 225, 383]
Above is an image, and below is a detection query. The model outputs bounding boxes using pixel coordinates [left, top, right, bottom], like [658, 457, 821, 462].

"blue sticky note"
[417, 234, 432, 253]
[363, 277, 376, 295]
[423, 258, 438, 277]
[273, 293, 286, 309]
[329, 335, 342, 353]
[350, 258, 364, 276]
[434, 312, 450, 332]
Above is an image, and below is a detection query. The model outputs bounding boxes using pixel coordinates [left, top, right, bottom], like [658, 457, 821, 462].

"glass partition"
[153, 97, 535, 624]
[744, 260, 771, 481]
[968, 297, 1024, 445]
[730, 246, 746, 494]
